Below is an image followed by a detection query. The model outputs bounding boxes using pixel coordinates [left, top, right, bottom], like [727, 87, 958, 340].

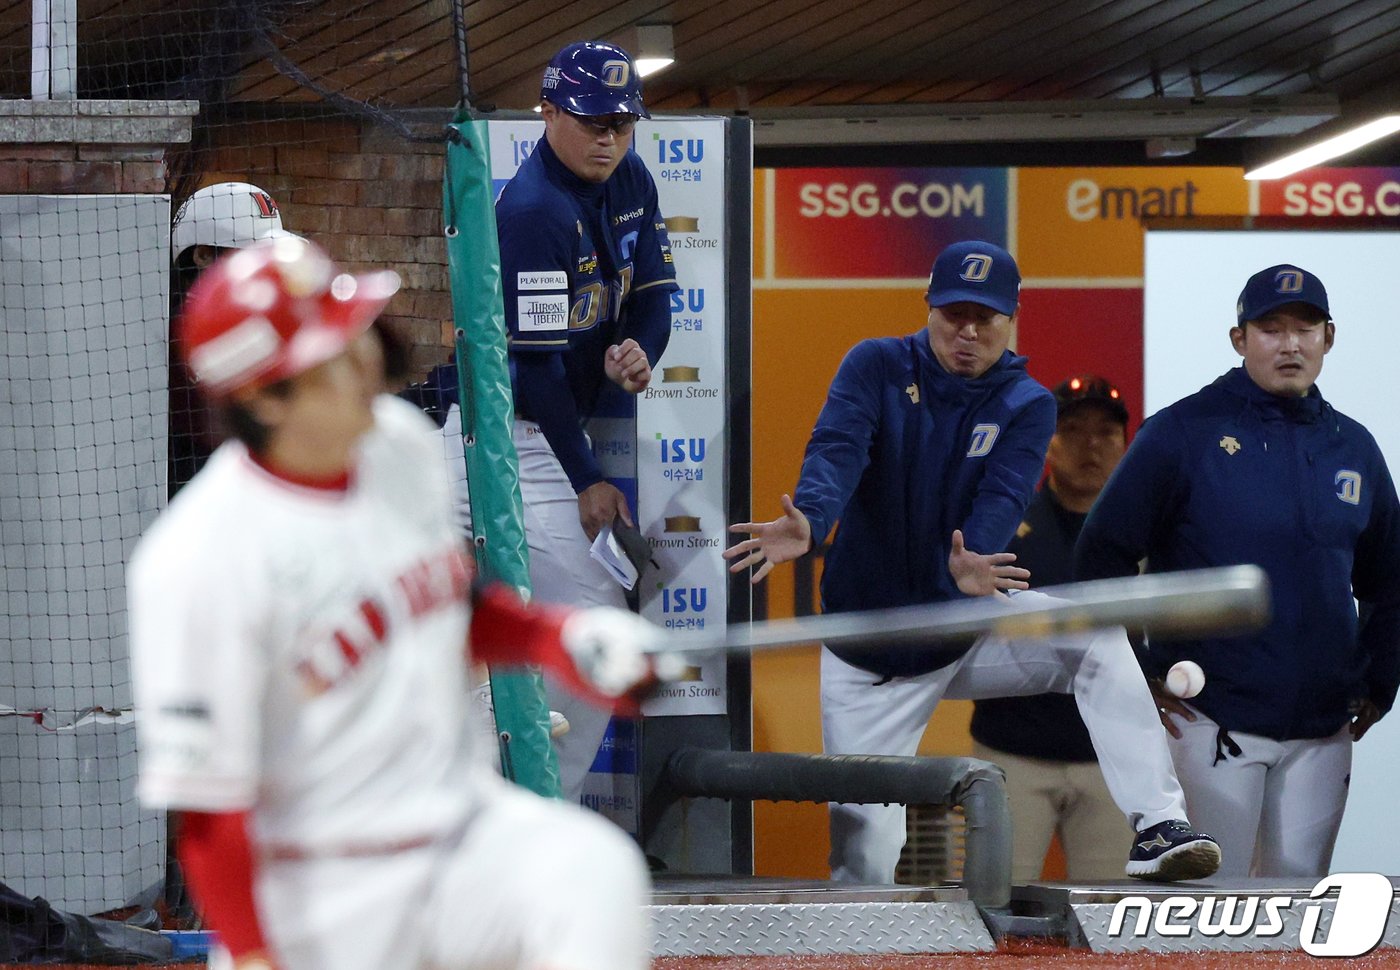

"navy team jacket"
[794, 332, 1056, 678]
[1076, 366, 1400, 740]
[496, 137, 676, 491]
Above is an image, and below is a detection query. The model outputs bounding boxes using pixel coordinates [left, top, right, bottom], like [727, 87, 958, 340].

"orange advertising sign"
[1016, 167, 1248, 279]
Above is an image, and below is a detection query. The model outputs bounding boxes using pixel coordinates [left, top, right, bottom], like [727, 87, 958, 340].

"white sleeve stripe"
[138, 774, 257, 812]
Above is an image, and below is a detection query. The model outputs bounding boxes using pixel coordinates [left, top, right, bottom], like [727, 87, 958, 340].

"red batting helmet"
[179, 237, 400, 399]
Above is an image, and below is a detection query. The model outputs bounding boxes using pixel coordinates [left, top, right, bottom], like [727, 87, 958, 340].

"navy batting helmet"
[541, 41, 649, 119]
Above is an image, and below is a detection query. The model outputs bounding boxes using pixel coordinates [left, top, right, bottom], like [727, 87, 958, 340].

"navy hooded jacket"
[793, 331, 1055, 678]
[1075, 366, 1400, 739]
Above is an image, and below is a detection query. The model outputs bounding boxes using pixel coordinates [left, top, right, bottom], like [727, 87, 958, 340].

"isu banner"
[633, 118, 730, 717]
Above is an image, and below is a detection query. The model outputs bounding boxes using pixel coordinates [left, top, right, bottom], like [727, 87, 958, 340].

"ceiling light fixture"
[633, 24, 675, 78]
[748, 96, 1338, 147]
[1245, 115, 1400, 180]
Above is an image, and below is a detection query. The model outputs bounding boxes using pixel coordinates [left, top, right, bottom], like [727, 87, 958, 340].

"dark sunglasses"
[567, 111, 640, 136]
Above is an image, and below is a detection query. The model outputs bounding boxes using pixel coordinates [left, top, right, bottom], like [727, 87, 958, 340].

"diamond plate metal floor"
[648, 876, 996, 956]
[1012, 876, 1400, 953]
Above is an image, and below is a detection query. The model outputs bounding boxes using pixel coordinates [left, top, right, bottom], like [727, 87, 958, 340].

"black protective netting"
[1, 0, 481, 923]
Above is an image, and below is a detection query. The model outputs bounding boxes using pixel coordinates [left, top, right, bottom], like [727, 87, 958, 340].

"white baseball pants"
[439, 412, 624, 803]
[821, 590, 1188, 884]
[223, 776, 650, 970]
[515, 420, 628, 804]
[1166, 709, 1351, 878]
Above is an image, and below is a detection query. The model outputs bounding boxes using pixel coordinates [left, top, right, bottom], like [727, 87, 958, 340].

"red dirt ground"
[24, 937, 1400, 968]
[654, 937, 1400, 969]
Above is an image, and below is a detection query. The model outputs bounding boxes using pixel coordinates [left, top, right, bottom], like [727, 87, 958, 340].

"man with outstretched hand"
[728, 240, 1219, 886]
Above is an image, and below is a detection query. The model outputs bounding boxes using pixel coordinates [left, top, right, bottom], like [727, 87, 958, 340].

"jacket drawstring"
[1212, 726, 1242, 765]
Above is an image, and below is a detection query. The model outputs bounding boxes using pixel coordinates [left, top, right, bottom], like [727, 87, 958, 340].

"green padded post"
[443, 114, 561, 798]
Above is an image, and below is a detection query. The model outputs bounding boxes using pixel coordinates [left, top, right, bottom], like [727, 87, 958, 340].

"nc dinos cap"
[925, 240, 1021, 316]
[1236, 264, 1330, 326]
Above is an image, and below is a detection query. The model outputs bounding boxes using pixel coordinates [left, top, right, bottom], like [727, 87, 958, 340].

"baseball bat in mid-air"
[659, 565, 1270, 656]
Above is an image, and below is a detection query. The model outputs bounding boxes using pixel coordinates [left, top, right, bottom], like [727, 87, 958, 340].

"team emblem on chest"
[1336, 470, 1362, 505]
[967, 423, 1000, 458]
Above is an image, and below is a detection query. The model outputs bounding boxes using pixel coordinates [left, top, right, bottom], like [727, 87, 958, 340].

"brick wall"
[0, 104, 461, 384]
[0, 143, 170, 194]
[0, 99, 196, 194]
[200, 116, 457, 383]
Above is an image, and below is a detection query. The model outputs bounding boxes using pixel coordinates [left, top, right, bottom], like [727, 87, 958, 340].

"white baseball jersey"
[130, 396, 489, 854]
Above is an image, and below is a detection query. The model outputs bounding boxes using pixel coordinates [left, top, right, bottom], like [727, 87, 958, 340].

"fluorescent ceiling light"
[1245, 115, 1400, 180]
[635, 56, 674, 77]
[634, 24, 674, 78]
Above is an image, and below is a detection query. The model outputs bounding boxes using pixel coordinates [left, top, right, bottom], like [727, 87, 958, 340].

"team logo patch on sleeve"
[515, 271, 569, 333]
[518, 294, 569, 332]
[966, 423, 1000, 457]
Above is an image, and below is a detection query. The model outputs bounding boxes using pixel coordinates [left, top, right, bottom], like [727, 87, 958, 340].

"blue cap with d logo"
[540, 41, 650, 119]
[1236, 264, 1330, 326]
[925, 240, 1021, 317]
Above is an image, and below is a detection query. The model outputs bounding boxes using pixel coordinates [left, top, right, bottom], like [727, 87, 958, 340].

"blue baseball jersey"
[794, 333, 1056, 677]
[1076, 366, 1400, 739]
[497, 137, 677, 418]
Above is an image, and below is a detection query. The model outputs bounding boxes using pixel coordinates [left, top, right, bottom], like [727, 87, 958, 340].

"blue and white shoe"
[1126, 819, 1221, 881]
